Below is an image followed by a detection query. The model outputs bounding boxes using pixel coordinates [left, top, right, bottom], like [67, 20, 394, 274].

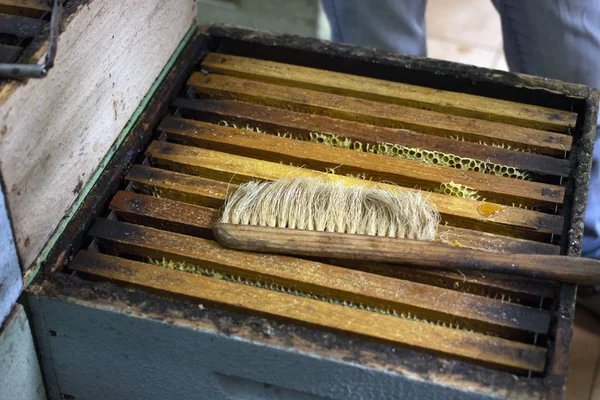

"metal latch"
[0, 0, 62, 79]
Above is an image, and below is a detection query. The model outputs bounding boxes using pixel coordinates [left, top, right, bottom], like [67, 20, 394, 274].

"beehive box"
[26, 25, 599, 400]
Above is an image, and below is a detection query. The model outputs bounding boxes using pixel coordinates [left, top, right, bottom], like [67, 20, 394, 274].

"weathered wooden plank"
[125, 164, 235, 208]
[434, 225, 559, 255]
[0, 0, 196, 270]
[0, 13, 46, 38]
[188, 73, 573, 156]
[88, 218, 552, 336]
[333, 259, 556, 305]
[110, 190, 219, 238]
[174, 98, 571, 178]
[71, 249, 548, 372]
[160, 116, 565, 207]
[0, 43, 23, 63]
[0, 304, 46, 400]
[202, 52, 577, 133]
[109, 190, 558, 301]
[146, 141, 564, 238]
[0, 0, 49, 17]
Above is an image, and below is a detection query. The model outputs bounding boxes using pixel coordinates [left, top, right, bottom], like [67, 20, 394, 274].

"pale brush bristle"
[221, 178, 440, 240]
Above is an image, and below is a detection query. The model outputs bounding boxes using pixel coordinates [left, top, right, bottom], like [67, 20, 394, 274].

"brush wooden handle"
[213, 223, 600, 285]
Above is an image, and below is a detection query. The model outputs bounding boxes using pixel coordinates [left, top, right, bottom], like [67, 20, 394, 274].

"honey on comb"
[477, 204, 505, 217]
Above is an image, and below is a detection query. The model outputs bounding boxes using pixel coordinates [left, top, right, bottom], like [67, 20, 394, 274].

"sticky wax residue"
[436, 237, 463, 247]
[477, 203, 505, 217]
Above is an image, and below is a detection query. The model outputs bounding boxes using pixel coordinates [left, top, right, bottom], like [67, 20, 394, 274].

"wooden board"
[0, 43, 23, 63]
[333, 259, 556, 306]
[202, 52, 577, 132]
[109, 190, 558, 303]
[110, 190, 219, 239]
[89, 217, 551, 336]
[0, 304, 46, 400]
[71, 249, 548, 372]
[174, 98, 571, 178]
[0, 0, 196, 270]
[0, 13, 46, 37]
[188, 73, 573, 156]
[145, 141, 564, 238]
[159, 116, 565, 207]
[126, 164, 235, 208]
[0, 0, 50, 17]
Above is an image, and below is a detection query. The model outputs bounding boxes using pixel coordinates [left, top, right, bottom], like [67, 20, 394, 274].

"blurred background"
[195, 0, 509, 70]
[195, 1, 598, 398]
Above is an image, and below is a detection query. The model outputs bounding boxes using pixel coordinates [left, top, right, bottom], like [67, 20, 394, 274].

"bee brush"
[212, 177, 600, 285]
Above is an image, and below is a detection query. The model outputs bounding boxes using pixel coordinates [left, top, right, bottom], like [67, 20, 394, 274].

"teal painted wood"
[28, 295, 533, 400]
[0, 304, 46, 400]
[0, 184, 22, 326]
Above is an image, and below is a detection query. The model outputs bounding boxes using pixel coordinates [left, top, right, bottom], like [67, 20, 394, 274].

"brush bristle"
[220, 178, 440, 240]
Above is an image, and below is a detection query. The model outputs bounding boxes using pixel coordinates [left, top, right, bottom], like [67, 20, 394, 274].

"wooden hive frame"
[0, 0, 90, 72]
[0, 0, 50, 64]
[27, 25, 600, 399]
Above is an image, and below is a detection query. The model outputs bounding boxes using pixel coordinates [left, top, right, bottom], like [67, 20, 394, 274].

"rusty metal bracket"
[0, 0, 62, 79]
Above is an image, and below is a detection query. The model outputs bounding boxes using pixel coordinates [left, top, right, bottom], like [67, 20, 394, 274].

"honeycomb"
[433, 182, 480, 201]
[452, 135, 532, 153]
[215, 121, 529, 179]
[218, 120, 263, 133]
[323, 167, 368, 180]
[148, 257, 481, 331]
[212, 121, 529, 204]
[308, 132, 529, 180]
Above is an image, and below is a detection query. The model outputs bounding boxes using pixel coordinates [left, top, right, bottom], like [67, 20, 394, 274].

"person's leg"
[322, 0, 428, 56]
[492, 0, 600, 87]
[492, 0, 600, 257]
[584, 141, 600, 258]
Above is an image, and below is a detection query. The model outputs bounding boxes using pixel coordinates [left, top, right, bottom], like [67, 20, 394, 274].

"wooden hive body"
[14, 23, 600, 400]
